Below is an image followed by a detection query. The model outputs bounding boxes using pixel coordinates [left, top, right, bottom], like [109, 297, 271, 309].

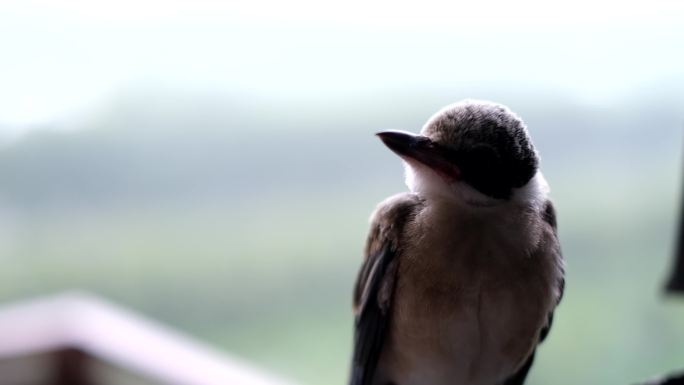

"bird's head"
[377, 100, 540, 205]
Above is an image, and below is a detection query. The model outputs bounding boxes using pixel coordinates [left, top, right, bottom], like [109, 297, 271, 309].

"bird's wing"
[539, 200, 565, 342]
[349, 193, 422, 385]
[502, 200, 564, 385]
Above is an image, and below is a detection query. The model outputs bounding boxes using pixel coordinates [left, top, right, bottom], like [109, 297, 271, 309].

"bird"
[349, 100, 564, 385]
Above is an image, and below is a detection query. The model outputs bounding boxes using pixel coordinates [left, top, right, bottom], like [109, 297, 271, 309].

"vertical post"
[56, 348, 91, 385]
[665, 143, 684, 294]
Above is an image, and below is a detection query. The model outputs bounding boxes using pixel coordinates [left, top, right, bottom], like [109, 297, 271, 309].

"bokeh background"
[1, 1, 684, 384]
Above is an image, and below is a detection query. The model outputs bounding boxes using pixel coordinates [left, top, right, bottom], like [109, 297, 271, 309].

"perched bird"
[349, 100, 564, 385]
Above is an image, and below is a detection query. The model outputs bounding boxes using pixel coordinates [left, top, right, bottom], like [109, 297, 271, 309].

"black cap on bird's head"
[377, 100, 539, 200]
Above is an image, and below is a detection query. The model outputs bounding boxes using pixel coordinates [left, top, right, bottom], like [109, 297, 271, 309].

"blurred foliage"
[0, 88, 683, 385]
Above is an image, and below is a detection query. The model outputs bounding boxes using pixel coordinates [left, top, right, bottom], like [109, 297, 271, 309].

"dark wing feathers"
[349, 194, 421, 385]
[350, 244, 397, 385]
[502, 351, 537, 385]
[543, 200, 565, 306]
[538, 200, 564, 344]
[502, 200, 564, 385]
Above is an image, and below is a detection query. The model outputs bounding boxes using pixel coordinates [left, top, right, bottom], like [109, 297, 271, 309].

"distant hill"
[0, 88, 681, 210]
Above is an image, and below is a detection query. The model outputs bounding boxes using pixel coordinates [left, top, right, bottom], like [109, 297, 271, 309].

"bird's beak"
[376, 130, 460, 180]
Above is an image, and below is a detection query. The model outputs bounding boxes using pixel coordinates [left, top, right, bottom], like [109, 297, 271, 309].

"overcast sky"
[0, 0, 682, 136]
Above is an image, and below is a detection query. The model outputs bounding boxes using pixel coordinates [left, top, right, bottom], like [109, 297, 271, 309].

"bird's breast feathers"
[374, 180, 561, 385]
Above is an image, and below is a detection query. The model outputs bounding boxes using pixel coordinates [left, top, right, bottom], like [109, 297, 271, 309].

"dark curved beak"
[376, 131, 460, 180]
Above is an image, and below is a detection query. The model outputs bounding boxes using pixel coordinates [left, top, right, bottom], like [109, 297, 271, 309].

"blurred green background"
[1, 1, 684, 385]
